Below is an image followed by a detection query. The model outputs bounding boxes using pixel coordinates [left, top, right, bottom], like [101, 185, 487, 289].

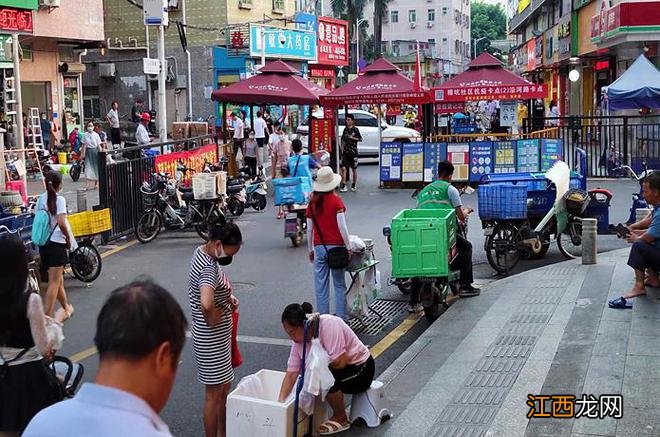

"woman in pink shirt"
[278, 302, 374, 435]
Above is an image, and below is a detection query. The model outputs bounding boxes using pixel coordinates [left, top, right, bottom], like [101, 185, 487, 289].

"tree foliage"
[471, 2, 507, 56]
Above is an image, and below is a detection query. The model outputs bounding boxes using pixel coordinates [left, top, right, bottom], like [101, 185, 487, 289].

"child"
[244, 129, 258, 178]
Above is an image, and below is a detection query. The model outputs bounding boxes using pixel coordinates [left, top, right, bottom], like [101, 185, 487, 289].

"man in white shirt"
[25, 280, 188, 437]
[106, 100, 121, 148]
[135, 112, 151, 147]
[253, 111, 268, 171]
[231, 112, 244, 162]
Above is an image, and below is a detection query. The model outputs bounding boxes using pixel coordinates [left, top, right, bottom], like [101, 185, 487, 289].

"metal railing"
[98, 134, 220, 241]
[428, 127, 559, 143]
[524, 115, 660, 177]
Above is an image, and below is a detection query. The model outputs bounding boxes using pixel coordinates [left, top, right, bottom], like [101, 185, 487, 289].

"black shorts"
[329, 355, 375, 394]
[341, 152, 359, 169]
[39, 241, 68, 273]
[110, 127, 121, 145]
[256, 137, 265, 148]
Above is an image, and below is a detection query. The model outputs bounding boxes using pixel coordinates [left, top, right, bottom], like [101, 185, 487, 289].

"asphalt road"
[54, 164, 634, 435]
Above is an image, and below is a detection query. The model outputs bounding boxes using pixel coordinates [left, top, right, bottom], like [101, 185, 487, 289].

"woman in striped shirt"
[188, 222, 242, 437]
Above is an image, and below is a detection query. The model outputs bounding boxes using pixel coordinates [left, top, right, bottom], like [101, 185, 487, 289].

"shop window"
[272, 0, 284, 12]
[21, 44, 33, 61]
[442, 7, 448, 14]
[428, 9, 435, 21]
[408, 10, 416, 22]
[83, 94, 101, 121]
[391, 10, 398, 23]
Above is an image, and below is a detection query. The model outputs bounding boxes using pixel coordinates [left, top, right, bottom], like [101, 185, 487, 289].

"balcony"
[238, 0, 252, 9]
[508, 0, 550, 33]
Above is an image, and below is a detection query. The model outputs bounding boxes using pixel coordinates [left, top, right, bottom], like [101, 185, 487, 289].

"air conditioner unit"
[39, 0, 60, 8]
[168, 0, 179, 9]
[409, 22, 416, 28]
[427, 21, 434, 28]
[58, 62, 86, 74]
[99, 63, 116, 78]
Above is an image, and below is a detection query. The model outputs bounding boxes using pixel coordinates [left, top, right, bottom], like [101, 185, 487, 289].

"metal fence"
[524, 115, 660, 177]
[98, 135, 218, 242]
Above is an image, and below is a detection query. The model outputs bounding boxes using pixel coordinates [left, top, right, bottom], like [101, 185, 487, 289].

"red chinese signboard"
[0, 8, 32, 33]
[590, 1, 659, 42]
[435, 102, 465, 114]
[434, 84, 547, 102]
[309, 118, 333, 153]
[316, 17, 348, 67]
[154, 144, 218, 183]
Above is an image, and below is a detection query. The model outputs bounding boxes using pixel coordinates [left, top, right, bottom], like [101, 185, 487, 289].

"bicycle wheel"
[195, 207, 225, 240]
[557, 221, 583, 259]
[227, 197, 244, 217]
[70, 243, 102, 283]
[252, 193, 267, 211]
[135, 210, 162, 243]
[485, 222, 521, 275]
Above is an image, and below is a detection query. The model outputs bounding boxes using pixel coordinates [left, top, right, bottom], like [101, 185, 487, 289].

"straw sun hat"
[313, 166, 342, 193]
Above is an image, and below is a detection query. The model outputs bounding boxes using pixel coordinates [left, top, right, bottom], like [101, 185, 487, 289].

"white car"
[296, 109, 421, 156]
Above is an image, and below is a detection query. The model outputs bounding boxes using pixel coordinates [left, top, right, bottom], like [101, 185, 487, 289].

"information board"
[541, 139, 563, 170]
[447, 143, 470, 181]
[493, 141, 516, 173]
[516, 139, 540, 172]
[423, 142, 447, 182]
[402, 143, 424, 182]
[380, 142, 402, 181]
[309, 118, 333, 153]
[500, 101, 516, 127]
[469, 141, 493, 182]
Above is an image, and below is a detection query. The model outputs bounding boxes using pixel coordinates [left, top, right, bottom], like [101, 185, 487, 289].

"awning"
[605, 54, 660, 111]
[433, 53, 546, 102]
[210, 60, 329, 106]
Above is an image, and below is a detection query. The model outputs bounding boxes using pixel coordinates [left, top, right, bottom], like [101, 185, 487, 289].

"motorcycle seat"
[181, 191, 195, 202]
[179, 186, 193, 193]
[227, 185, 244, 194]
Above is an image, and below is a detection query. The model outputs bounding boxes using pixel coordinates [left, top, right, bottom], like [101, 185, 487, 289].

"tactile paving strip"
[430, 267, 579, 437]
[348, 299, 408, 336]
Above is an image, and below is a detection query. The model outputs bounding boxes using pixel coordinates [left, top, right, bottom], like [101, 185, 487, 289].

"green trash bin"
[390, 208, 457, 279]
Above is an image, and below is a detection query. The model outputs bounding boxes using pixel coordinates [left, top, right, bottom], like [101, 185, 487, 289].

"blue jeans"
[314, 245, 347, 319]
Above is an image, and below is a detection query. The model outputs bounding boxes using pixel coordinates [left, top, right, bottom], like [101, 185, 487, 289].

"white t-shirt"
[83, 131, 101, 149]
[107, 109, 120, 128]
[233, 118, 244, 140]
[253, 117, 267, 139]
[38, 193, 67, 244]
[135, 124, 150, 146]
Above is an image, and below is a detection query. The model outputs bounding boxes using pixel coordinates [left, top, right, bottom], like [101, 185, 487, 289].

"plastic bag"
[235, 374, 264, 398]
[349, 235, 366, 252]
[346, 275, 369, 318]
[302, 338, 335, 401]
[363, 267, 380, 301]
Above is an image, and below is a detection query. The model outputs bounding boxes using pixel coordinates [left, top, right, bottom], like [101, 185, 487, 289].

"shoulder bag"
[310, 204, 350, 269]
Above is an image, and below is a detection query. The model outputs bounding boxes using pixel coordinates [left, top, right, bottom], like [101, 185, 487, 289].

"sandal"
[319, 420, 350, 435]
[608, 297, 633, 309]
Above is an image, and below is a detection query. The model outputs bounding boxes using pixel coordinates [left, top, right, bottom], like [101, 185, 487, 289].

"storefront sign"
[0, 0, 37, 9]
[527, 39, 536, 71]
[380, 142, 402, 181]
[435, 84, 546, 102]
[534, 36, 543, 61]
[249, 24, 317, 62]
[0, 7, 32, 33]
[309, 118, 333, 153]
[316, 17, 348, 66]
[518, 0, 531, 13]
[155, 144, 217, 182]
[310, 67, 334, 78]
[402, 143, 424, 182]
[423, 142, 447, 182]
[469, 142, 493, 182]
[294, 12, 317, 32]
[557, 16, 572, 58]
[0, 33, 11, 63]
[590, 1, 660, 43]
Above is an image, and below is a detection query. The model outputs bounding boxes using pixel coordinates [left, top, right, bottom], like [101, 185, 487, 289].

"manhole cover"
[232, 281, 256, 292]
[348, 299, 408, 336]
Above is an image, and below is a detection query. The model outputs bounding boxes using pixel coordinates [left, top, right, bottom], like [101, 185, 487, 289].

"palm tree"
[331, 0, 368, 72]
[372, 0, 392, 58]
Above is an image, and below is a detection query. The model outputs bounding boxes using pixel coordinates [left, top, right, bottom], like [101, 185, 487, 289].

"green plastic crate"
[391, 208, 457, 279]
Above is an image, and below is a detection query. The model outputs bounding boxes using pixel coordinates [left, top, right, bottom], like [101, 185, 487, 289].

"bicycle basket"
[140, 183, 159, 208]
[563, 189, 590, 217]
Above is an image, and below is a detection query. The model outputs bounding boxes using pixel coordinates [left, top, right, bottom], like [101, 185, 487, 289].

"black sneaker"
[459, 285, 481, 297]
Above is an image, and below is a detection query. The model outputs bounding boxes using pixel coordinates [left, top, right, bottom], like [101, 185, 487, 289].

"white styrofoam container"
[227, 369, 309, 437]
[212, 171, 227, 196]
[192, 174, 218, 200]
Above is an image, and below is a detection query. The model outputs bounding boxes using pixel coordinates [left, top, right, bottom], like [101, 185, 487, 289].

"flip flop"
[319, 420, 350, 435]
[608, 297, 633, 309]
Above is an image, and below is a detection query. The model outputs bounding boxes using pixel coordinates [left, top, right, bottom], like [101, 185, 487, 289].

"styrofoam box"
[211, 171, 227, 196]
[227, 370, 309, 437]
[192, 174, 218, 200]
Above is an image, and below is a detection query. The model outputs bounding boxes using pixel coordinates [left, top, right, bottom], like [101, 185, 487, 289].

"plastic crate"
[391, 208, 457, 279]
[478, 184, 528, 220]
[68, 209, 112, 237]
[273, 177, 308, 206]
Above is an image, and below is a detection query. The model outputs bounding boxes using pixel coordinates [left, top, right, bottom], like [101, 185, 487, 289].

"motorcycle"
[134, 172, 225, 243]
[284, 205, 308, 247]
[614, 160, 654, 224]
[245, 176, 268, 211]
[226, 174, 247, 217]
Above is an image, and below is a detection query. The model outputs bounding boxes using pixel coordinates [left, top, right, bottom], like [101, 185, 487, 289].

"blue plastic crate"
[478, 183, 528, 220]
[273, 177, 308, 206]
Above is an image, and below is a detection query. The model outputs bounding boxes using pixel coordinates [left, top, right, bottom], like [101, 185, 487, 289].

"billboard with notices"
[316, 17, 348, 66]
[249, 24, 317, 62]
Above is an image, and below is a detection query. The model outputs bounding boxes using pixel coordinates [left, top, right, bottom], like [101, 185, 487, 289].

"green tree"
[471, 2, 507, 57]
[332, 0, 368, 72]
[372, 0, 392, 59]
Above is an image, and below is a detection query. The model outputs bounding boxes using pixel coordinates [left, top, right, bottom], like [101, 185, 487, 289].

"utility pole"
[157, 24, 167, 142]
[12, 34, 24, 152]
[181, 0, 193, 120]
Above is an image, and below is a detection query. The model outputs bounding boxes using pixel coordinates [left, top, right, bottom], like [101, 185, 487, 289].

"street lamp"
[356, 18, 367, 73]
[472, 37, 488, 59]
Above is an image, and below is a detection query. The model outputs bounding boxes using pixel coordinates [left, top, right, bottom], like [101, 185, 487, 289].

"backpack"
[32, 196, 55, 246]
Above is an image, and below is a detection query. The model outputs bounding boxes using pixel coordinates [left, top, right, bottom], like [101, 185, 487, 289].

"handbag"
[310, 205, 350, 269]
[231, 311, 242, 368]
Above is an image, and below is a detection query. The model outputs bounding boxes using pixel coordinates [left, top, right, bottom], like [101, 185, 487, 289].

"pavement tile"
[629, 315, 660, 336]
[614, 408, 660, 436]
[582, 354, 626, 396]
[633, 298, 660, 319]
[525, 416, 574, 437]
[542, 360, 589, 390]
[626, 333, 660, 357]
[621, 356, 660, 409]
[600, 308, 633, 323]
[572, 416, 617, 437]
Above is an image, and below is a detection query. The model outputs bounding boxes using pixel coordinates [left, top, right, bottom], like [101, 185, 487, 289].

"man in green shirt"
[415, 161, 480, 299]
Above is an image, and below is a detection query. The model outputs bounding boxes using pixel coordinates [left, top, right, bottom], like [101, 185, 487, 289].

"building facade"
[89, 0, 297, 133]
[365, 0, 471, 78]
[0, 0, 104, 142]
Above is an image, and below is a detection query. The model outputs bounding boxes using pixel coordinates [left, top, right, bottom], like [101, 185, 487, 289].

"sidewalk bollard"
[582, 218, 598, 265]
[636, 208, 652, 223]
[76, 189, 87, 213]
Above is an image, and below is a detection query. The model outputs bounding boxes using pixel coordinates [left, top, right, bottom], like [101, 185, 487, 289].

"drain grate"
[348, 299, 408, 336]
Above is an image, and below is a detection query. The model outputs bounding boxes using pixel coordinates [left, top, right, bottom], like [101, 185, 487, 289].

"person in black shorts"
[340, 114, 362, 192]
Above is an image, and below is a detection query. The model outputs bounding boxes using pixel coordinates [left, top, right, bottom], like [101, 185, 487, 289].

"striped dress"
[188, 247, 234, 385]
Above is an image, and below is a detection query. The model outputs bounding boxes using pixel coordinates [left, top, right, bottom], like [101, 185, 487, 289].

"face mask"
[215, 245, 233, 266]
[249, 134, 255, 139]
[87, 126, 94, 132]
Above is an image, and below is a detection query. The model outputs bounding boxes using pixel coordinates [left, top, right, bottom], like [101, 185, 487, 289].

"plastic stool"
[349, 380, 391, 428]
[5, 180, 27, 205]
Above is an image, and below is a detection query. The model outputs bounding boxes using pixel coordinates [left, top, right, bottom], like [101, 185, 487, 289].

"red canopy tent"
[320, 58, 431, 107]
[211, 60, 329, 105]
[433, 53, 546, 103]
